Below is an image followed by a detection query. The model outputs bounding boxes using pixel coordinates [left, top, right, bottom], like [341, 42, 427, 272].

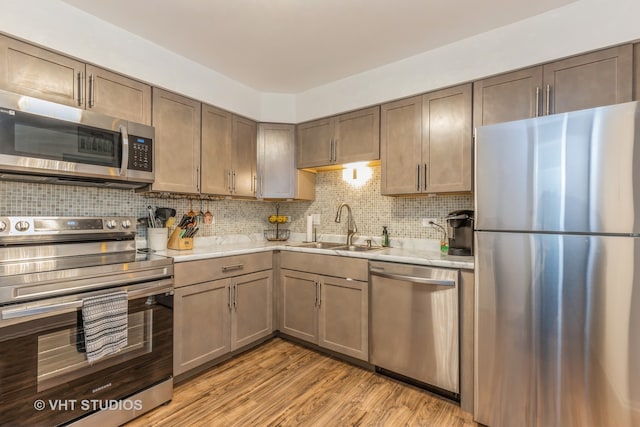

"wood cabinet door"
[296, 118, 333, 168]
[85, 65, 151, 125]
[279, 269, 318, 343]
[543, 44, 632, 114]
[317, 276, 368, 361]
[334, 106, 380, 164]
[173, 279, 231, 376]
[201, 104, 232, 195]
[0, 35, 84, 107]
[634, 43, 640, 101]
[232, 115, 257, 197]
[257, 123, 296, 199]
[423, 83, 472, 193]
[231, 270, 273, 351]
[473, 66, 543, 127]
[380, 95, 423, 195]
[151, 88, 201, 194]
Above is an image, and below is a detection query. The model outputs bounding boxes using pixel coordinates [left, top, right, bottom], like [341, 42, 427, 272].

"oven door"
[0, 282, 173, 427]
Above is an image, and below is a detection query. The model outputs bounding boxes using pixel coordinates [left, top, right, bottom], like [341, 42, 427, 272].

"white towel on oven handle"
[81, 291, 128, 364]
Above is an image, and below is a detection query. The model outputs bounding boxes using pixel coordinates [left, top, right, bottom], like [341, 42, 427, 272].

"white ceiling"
[61, 0, 576, 93]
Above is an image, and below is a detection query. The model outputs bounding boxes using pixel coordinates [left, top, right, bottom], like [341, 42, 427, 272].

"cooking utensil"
[204, 202, 213, 224]
[156, 207, 176, 227]
[147, 206, 158, 228]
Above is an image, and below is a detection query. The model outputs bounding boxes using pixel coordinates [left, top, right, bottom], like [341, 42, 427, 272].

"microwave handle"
[119, 124, 129, 176]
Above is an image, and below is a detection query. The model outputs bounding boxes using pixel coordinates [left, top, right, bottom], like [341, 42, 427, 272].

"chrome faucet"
[335, 203, 357, 246]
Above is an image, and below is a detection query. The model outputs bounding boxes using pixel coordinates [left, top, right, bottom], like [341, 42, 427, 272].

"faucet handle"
[365, 239, 372, 248]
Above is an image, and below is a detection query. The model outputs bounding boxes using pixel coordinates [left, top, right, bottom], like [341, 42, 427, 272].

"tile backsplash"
[1, 165, 472, 240]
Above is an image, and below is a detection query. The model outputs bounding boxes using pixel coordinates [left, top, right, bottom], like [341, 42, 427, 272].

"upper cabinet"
[381, 83, 472, 195]
[200, 105, 257, 198]
[232, 115, 258, 198]
[0, 35, 151, 124]
[201, 104, 233, 195]
[473, 67, 543, 127]
[297, 106, 380, 169]
[543, 45, 632, 114]
[151, 88, 201, 194]
[257, 123, 315, 200]
[474, 45, 633, 127]
[635, 43, 640, 100]
[84, 64, 151, 125]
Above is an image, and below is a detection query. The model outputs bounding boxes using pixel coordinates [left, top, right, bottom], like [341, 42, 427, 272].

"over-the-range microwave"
[0, 89, 154, 189]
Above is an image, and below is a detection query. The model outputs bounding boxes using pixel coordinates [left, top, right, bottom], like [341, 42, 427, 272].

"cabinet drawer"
[174, 252, 273, 287]
[280, 252, 368, 281]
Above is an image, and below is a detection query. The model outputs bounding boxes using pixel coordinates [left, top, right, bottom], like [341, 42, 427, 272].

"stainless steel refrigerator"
[474, 101, 640, 427]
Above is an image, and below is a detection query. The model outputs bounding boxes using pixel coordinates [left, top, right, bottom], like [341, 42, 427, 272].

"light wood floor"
[127, 338, 478, 427]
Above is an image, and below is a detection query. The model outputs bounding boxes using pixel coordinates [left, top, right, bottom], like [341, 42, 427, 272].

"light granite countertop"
[148, 232, 474, 270]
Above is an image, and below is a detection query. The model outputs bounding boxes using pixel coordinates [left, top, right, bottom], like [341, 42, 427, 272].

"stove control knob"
[105, 220, 117, 230]
[121, 219, 132, 229]
[0, 221, 6, 232]
[15, 221, 30, 232]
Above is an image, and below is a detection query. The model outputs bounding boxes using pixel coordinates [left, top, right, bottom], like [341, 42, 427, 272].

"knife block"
[167, 227, 194, 250]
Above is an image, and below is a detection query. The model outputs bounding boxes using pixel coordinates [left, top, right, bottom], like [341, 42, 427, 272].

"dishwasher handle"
[370, 268, 456, 287]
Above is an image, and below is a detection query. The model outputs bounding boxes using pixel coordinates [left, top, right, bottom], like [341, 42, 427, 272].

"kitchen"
[1, 0, 640, 426]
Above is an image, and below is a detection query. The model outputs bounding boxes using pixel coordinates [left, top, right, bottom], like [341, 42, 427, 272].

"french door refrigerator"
[474, 101, 640, 427]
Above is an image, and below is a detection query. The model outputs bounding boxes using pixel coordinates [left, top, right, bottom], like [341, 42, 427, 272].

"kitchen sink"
[291, 242, 346, 249]
[334, 244, 383, 252]
[290, 242, 382, 252]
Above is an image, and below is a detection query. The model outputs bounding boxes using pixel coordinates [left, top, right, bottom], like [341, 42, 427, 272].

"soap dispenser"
[381, 226, 390, 247]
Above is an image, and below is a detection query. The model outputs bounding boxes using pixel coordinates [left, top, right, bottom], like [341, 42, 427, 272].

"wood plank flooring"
[126, 338, 478, 426]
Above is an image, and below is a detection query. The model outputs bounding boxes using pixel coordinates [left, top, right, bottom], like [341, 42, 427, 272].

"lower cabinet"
[173, 253, 273, 376]
[279, 253, 368, 361]
[174, 279, 230, 375]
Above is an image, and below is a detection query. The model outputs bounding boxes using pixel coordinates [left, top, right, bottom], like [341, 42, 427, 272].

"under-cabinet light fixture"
[342, 162, 372, 187]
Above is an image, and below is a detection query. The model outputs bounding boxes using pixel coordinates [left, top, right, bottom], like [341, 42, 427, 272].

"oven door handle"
[1, 279, 174, 321]
[2, 300, 82, 320]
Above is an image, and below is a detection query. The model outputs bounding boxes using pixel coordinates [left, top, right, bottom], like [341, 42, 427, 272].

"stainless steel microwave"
[0, 89, 154, 188]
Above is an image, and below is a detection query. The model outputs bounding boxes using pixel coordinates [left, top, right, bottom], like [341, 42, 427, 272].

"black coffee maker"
[446, 210, 474, 256]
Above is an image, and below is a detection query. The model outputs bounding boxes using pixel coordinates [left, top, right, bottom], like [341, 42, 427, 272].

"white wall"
[2, 0, 640, 123]
[0, 0, 264, 119]
[295, 0, 640, 121]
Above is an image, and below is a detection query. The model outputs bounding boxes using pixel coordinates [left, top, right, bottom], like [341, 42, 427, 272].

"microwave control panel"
[129, 135, 152, 171]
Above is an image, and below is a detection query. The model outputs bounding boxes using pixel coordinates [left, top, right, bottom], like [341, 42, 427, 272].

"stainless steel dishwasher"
[369, 261, 459, 398]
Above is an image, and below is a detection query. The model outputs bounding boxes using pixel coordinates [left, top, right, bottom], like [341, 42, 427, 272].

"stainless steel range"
[0, 216, 174, 427]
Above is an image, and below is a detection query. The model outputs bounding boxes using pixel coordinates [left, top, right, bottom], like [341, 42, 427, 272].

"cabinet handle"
[317, 282, 322, 308]
[333, 139, 337, 163]
[535, 87, 540, 117]
[314, 281, 318, 307]
[416, 164, 420, 191]
[259, 175, 263, 197]
[233, 283, 238, 310]
[196, 166, 200, 192]
[77, 72, 84, 106]
[545, 84, 551, 116]
[222, 264, 244, 272]
[253, 175, 257, 195]
[228, 286, 232, 310]
[89, 73, 95, 108]
[227, 170, 232, 193]
[423, 163, 427, 191]
[329, 139, 333, 163]
[232, 170, 237, 193]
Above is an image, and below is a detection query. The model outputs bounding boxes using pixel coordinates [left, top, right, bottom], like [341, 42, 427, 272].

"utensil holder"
[148, 227, 168, 251]
[167, 227, 194, 250]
